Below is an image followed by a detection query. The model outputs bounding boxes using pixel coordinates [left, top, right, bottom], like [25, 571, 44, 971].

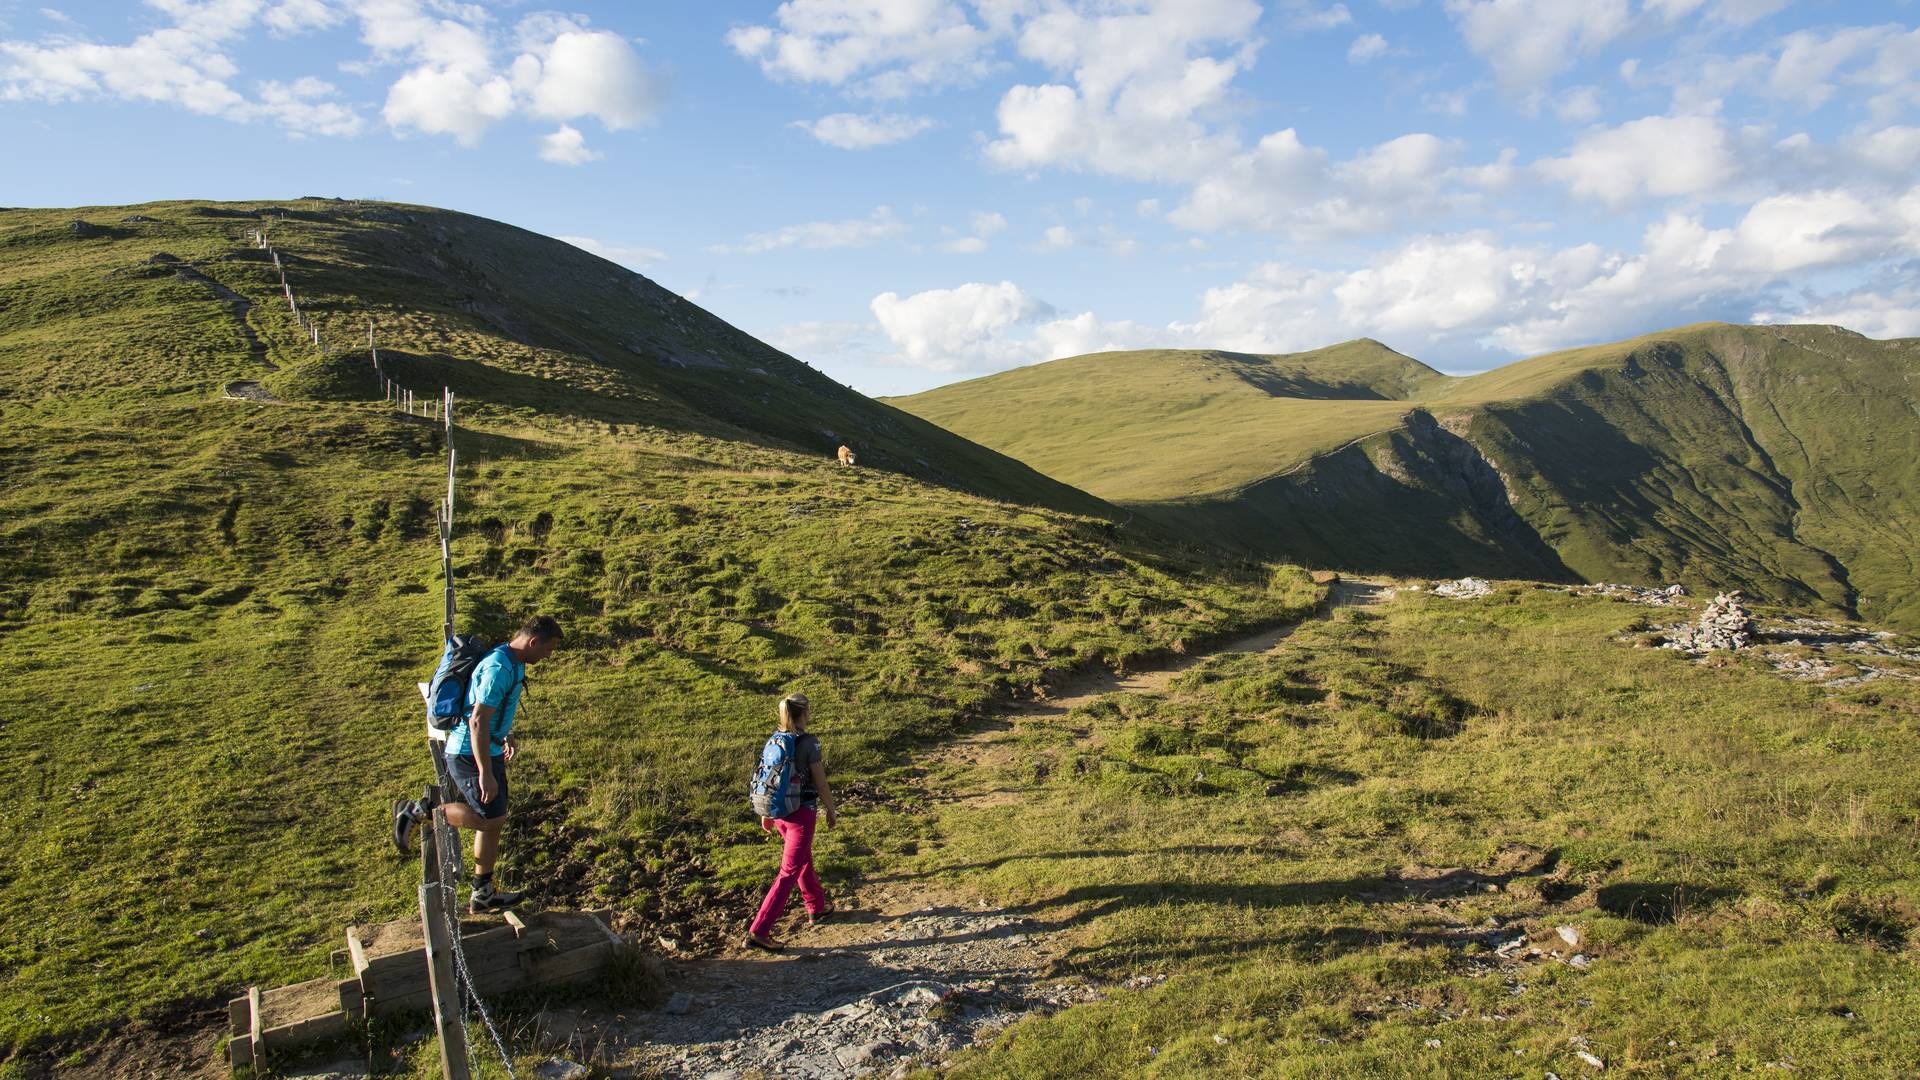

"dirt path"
[593, 580, 1396, 1079]
[175, 264, 275, 372]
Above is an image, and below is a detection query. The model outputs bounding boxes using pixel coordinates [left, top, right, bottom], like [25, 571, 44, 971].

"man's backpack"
[426, 633, 490, 731]
[749, 731, 803, 819]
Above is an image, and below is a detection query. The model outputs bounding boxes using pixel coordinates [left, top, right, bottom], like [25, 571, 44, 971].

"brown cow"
[836, 445, 857, 467]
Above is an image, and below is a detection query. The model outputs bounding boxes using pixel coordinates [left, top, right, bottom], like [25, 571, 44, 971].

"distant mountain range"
[890, 325, 1920, 629]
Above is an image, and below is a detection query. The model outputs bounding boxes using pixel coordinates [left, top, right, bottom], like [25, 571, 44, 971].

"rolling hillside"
[0, 199, 1313, 1061]
[890, 325, 1920, 628]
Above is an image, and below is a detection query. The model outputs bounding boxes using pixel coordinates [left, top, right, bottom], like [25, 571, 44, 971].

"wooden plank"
[263, 1010, 349, 1045]
[346, 928, 371, 980]
[528, 941, 614, 986]
[247, 986, 265, 1067]
[503, 911, 528, 937]
[337, 978, 364, 1020]
[227, 1033, 252, 1070]
[227, 996, 249, 1037]
[584, 910, 625, 950]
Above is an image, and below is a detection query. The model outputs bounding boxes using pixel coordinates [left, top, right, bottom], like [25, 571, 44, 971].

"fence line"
[251, 226, 447, 422]
[248, 221, 508, 1077]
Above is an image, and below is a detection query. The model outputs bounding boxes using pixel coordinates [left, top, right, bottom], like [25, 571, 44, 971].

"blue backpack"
[750, 731, 803, 819]
[426, 634, 491, 731]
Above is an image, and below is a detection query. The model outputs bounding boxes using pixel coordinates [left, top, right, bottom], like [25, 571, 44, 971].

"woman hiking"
[745, 692, 837, 951]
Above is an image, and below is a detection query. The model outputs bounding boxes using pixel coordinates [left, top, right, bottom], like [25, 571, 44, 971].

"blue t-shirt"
[447, 646, 523, 758]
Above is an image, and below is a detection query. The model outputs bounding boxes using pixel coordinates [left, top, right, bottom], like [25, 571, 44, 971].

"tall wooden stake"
[418, 803, 472, 1080]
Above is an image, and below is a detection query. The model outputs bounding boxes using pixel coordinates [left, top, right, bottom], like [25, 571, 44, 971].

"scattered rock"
[1556, 926, 1581, 948]
[662, 991, 695, 1015]
[1425, 1038, 1443, 1049]
[535, 1058, 590, 1080]
[68, 219, 107, 238]
[122, 214, 157, 223]
[1432, 577, 1493, 599]
[1583, 582, 1689, 606]
[1576, 1049, 1606, 1069]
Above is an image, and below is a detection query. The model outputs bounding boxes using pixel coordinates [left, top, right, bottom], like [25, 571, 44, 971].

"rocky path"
[586, 580, 1396, 1079]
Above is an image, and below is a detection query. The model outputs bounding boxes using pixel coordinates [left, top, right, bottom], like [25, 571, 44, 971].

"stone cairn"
[1667, 591, 1757, 651]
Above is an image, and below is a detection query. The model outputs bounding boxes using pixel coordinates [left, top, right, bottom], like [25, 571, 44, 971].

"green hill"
[890, 325, 1920, 628]
[0, 199, 1313, 1058]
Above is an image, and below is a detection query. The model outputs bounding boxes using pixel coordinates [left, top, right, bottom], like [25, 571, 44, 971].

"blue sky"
[3, 1, 1916, 394]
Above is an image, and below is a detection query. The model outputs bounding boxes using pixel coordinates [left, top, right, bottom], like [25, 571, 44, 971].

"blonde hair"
[777, 692, 810, 731]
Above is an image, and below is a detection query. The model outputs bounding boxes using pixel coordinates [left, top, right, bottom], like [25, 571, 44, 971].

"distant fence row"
[249, 224, 448, 422]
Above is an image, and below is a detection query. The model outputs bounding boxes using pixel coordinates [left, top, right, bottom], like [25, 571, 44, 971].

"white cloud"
[256, 76, 362, 136]
[1347, 33, 1388, 63]
[870, 280, 1054, 370]
[1443, 0, 1632, 94]
[1422, 88, 1471, 116]
[513, 29, 666, 130]
[1286, 3, 1353, 32]
[864, 181, 1920, 378]
[1553, 85, 1603, 123]
[1756, 280, 1920, 340]
[712, 206, 909, 254]
[982, 0, 1261, 182]
[1537, 114, 1738, 207]
[970, 210, 1008, 236]
[373, 9, 664, 147]
[0, 2, 367, 135]
[383, 63, 512, 144]
[1038, 224, 1074, 250]
[264, 0, 343, 36]
[725, 0, 995, 98]
[1031, 311, 1162, 358]
[795, 110, 934, 148]
[559, 235, 667, 269]
[539, 124, 601, 165]
[1169, 129, 1484, 238]
[938, 209, 1007, 253]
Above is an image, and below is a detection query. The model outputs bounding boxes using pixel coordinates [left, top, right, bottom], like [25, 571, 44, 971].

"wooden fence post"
[418, 803, 473, 1080]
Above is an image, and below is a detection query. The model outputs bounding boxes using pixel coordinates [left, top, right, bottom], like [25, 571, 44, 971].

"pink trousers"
[749, 806, 828, 937]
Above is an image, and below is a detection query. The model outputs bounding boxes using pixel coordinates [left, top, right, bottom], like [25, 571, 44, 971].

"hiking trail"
[569, 579, 1397, 1079]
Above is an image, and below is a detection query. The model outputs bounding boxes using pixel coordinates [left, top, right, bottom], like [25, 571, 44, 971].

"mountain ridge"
[892, 322, 1920, 628]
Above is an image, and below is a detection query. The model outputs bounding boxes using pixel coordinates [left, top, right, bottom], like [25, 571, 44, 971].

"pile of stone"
[1432, 577, 1493, 599]
[1662, 591, 1757, 652]
[1586, 582, 1690, 606]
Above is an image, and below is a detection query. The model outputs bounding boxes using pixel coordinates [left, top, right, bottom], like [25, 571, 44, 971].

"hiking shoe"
[391, 799, 423, 855]
[806, 901, 837, 926]
[744, 933, 784, 952]
[470, 882, 525, 913]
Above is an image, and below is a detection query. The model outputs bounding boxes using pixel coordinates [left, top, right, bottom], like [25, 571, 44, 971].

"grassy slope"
[0, 200, 1318, 1057]
[883, 340, 1444, 500]
[911, 585, 1920, 1077]
[891, 324, 1920, 627]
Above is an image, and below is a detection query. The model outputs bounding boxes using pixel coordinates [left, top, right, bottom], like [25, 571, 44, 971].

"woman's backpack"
[750, 731, 803, 819]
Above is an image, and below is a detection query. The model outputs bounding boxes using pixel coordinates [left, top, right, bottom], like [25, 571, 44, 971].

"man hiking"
[393, 615, 563, 913]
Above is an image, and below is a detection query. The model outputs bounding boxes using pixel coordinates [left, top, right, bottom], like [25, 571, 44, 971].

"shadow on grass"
[1596, 881, 1729, 924]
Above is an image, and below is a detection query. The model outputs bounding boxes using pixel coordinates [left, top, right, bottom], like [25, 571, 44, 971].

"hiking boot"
[390, 799, 424, 855]
[470, 880, 525, 913]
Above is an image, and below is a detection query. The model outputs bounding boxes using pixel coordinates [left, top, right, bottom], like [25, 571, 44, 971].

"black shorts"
[447, 753, 508, 819]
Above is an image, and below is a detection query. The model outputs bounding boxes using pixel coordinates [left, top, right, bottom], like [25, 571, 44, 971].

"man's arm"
[470, 702, 496, 797]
